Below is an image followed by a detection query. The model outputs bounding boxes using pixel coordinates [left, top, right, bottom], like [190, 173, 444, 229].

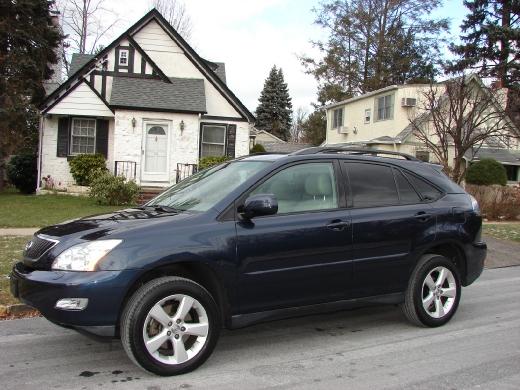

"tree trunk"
[498, 0, 511, 88]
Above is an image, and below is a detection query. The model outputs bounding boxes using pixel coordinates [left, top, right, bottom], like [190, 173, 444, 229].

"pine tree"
[255, 66, 293, 141]
[447, 0, 520, 131]
[0, 0, 61, 190]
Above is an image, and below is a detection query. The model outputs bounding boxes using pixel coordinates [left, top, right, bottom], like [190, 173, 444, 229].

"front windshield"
[148, 161, 272, 212]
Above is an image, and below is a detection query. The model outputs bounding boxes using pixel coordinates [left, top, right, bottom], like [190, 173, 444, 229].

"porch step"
[138, 186, 165, 204]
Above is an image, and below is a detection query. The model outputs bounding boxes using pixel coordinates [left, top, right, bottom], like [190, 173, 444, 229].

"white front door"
[142, 122, 170, 182]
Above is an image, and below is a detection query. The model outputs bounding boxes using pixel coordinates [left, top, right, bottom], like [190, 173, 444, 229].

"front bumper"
[463, 241, 487, 286]
[10, 262, 139, 337]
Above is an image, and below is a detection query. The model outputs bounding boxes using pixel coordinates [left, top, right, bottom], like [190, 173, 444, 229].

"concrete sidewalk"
[0, 228, 38, 236]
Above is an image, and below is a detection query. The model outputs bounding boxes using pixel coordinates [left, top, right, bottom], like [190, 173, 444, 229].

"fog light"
[55, 298, 88, 311]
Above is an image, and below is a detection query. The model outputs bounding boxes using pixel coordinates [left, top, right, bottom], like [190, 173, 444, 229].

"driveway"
[1, 266, 519, 390]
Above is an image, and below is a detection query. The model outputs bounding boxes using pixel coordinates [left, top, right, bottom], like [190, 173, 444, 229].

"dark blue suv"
[10, 147, 486, 375]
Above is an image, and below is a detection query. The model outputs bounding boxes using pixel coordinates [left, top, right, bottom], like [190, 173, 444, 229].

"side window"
[404, 172, 443, 201]
[346, 163, 398, 207]
[394, 169, 421, 204]
[250, 163, 338, 214]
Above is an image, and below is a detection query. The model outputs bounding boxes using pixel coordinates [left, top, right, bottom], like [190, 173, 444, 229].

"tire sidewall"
[413, 256, 461, 327]
[129, 280, 221, 376]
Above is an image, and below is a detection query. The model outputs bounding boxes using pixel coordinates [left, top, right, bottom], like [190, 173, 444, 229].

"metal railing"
[114, 161, 137, 180]
[176, 163, 198, 183]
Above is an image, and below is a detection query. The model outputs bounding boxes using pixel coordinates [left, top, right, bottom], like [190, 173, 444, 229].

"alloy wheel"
[142, 294, 209, 365]
[421, 266, 457, 319]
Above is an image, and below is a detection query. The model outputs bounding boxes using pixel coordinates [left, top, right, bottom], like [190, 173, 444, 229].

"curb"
[0, 304, 38, 319]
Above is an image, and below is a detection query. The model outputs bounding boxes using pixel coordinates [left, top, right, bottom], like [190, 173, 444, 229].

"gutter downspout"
[36, 113, 44, 193]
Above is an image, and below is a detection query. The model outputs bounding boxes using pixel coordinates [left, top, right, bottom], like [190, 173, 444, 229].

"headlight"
[52, 240, 122, 271]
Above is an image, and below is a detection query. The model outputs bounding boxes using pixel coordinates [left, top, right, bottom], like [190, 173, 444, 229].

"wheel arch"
[117, 261, 232, 334]
[417, 240, 468, 285]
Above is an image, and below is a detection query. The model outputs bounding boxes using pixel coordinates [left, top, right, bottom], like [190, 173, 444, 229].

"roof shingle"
[109, 77, 206, 113]
[69, 53, 95, 76]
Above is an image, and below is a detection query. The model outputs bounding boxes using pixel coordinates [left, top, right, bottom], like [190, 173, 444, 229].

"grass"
[483, 223, 520, 243]
[0, 236, 30, 306]
[0, 192, 127, 228]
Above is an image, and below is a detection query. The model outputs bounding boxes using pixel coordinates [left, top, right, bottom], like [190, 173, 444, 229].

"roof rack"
[291, 146, 421, 161]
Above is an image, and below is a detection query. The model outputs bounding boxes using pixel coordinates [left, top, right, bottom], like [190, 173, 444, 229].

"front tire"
[121, 276, 221, 376]
[402, 254, 461, 327]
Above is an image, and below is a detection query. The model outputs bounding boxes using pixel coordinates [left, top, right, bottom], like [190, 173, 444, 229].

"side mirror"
[240, 194, 278, 219]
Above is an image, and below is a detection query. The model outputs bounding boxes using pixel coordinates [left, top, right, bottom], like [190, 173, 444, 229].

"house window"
[201, 125, 226, 157]
[332, 108, 343, 129]
[375, 94, 394, 121]
[415, 151, 430, 162]
[71, 118, 96, 154]
[119, 49, 128, 66]
[364, 108, 371, 124]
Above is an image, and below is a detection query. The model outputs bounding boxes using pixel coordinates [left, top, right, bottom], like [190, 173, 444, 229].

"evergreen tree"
[447, 0, 520, 131]
[300, 0, 448, 105]
[255, 66, 293, 141]
[302, 110, 327, 146]
[0, 0, 61, 190]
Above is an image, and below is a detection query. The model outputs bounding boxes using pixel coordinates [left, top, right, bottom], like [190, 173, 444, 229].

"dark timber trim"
[91, 70, 162, 80]
[126, 35, 171, 83]
[83, 79, 114, 113]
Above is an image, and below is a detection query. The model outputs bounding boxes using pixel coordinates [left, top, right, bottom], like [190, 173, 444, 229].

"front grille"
[24, 235, 58, 259]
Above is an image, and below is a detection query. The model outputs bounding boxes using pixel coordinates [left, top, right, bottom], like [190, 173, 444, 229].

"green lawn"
[0, 236, 30, 306]
[0, 192, 127, 228]
[483, 223, 520, 243]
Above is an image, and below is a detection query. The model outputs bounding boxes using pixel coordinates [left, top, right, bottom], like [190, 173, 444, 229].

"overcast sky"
[96, 0, 467, 113]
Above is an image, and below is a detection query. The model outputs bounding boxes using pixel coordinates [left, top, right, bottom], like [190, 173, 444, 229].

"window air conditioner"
[401, 98, 417, 107]
[338, 126, 349, 134]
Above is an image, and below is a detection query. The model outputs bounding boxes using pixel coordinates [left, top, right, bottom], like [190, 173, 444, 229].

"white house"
[38, 9, 255, 190]
[324, 75, 520, 183]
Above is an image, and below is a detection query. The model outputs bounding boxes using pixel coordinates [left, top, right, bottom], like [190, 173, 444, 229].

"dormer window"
[119, 49, 128, 66]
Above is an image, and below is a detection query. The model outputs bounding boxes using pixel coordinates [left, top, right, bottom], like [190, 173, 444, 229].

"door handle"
[414, 212, 432, 222]
[326, 219, 350, 231]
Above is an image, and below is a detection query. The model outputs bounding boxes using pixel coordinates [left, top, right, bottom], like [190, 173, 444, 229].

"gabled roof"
[41, 9, 254, 122]
[110, 77, 206, 113]
[464, 147, 520, 166]
[69, 54, 95, 76]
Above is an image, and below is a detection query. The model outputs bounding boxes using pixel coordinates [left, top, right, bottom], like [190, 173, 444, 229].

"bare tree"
[290, 107, 308, 143]
[150, 0, 192, 41]
[59, 0, 119, 56]
[409, 75, 517, 184]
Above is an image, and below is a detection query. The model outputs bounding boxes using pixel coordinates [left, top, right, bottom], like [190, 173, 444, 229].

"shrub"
[466, 159, 507, 186]
[89, 172, 140, 206]
[69, 154, 107, 186]
[466, 183, 520, 220]
[6, 153, 37, 194]
[250, 143, 266, 153]
[198, 156, 230, 170]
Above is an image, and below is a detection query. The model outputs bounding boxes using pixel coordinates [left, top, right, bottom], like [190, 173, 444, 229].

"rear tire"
[402, 254, 461, 327]
[121, 276, 221, 376]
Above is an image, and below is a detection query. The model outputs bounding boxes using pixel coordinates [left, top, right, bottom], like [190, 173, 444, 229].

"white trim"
[70, 117, 97, 155]
[119, 49, 129, 66]
[141, 120, 171, 182]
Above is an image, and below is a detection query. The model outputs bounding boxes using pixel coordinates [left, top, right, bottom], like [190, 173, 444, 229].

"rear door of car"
[341, 161, 437, 297]
[235, 160, 354, 313]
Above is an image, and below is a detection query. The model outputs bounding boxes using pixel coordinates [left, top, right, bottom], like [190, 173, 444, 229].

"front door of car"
[342, 162, 437, 297]
[235, 161, 353, 314]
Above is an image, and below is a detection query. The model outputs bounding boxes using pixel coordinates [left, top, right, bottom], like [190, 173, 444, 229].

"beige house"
[324, 76, 520, 183]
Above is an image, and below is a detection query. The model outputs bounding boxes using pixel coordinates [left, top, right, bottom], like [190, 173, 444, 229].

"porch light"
[180, 120, 185, 132]
[131, 117, 136, 128]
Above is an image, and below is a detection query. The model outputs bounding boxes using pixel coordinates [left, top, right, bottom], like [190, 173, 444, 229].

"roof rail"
[291, 146, 421, 161]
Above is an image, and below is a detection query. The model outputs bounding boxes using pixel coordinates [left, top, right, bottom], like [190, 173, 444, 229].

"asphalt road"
[1, 266, 519, 390]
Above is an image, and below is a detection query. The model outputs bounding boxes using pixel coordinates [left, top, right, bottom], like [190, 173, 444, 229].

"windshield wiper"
[136, 205, 181, 213]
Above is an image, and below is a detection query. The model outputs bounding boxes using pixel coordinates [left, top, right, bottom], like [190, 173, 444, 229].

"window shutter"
[96, 119, 109, 158]
[225, 124, 237, 158]
[57, 117, 70, 157]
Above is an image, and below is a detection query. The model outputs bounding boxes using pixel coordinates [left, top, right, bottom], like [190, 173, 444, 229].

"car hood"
[36, 208, 195, 239]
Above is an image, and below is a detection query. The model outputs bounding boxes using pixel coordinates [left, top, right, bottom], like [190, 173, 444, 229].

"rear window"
[404, 172, 443, 201]
[394, 169, 421, 204]
[345, 163, 398, 207]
